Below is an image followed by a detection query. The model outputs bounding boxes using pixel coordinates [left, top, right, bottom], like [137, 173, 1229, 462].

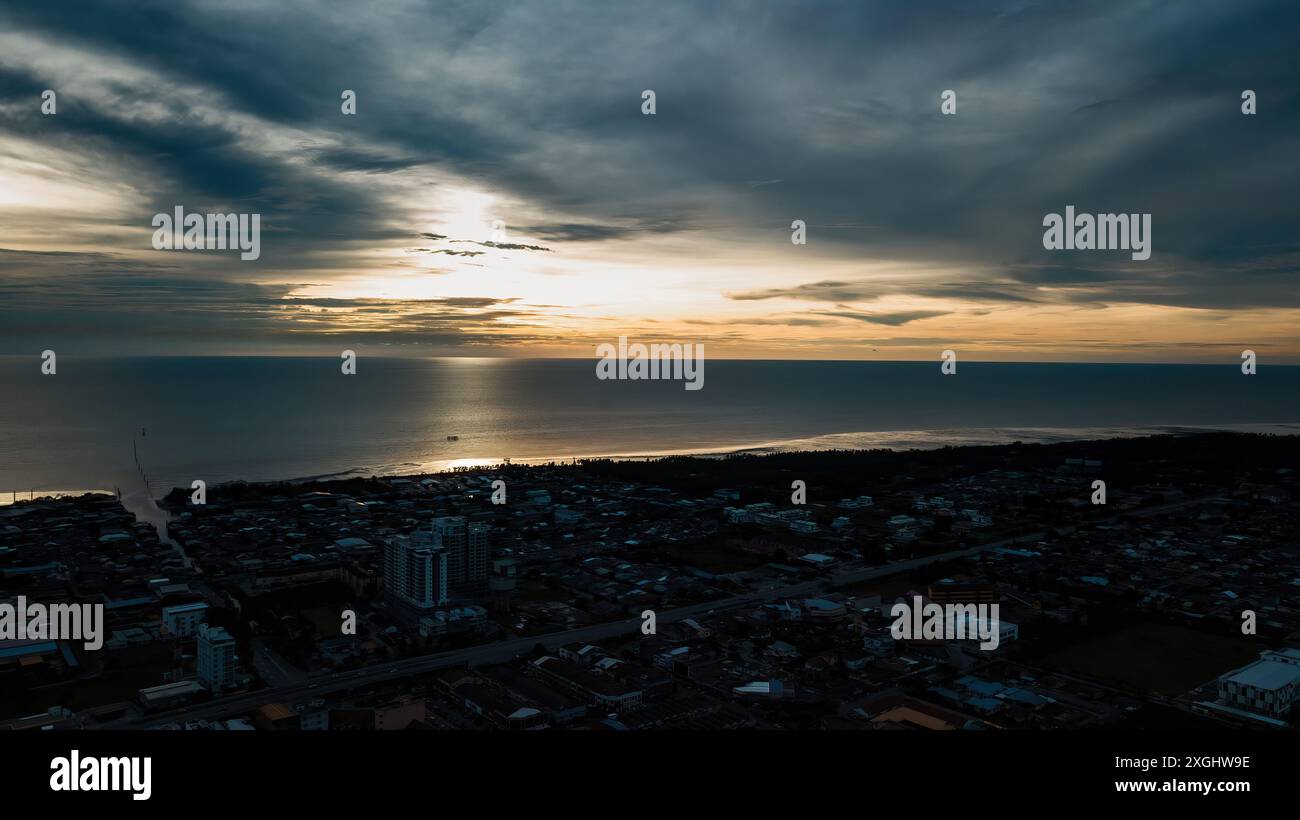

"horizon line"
[0, 354, 1294, 367]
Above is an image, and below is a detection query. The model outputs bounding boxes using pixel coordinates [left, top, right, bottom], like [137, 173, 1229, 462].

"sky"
[0, 0, 1297, 361]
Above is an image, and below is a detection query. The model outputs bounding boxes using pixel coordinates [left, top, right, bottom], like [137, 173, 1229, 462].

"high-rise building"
[466, 522, 491, 588]
[196, 623, 237, 692]
[384, 533, 448, 610]
[429, 516, 491, 592]
[386, 518, 490, 615]
[432, 516, 467, 586]
[489, 558, 518, 612]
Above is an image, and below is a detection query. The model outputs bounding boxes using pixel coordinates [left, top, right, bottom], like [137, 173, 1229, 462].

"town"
[2, 432, 1298, 731]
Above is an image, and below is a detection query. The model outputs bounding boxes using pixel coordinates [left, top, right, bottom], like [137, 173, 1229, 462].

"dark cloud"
[523, 223, 636, 242]
[727, 279, 1042, 305]
[816, 309, 950, 326]
[520, 219, 696, 242]
[304, 146, 427, 174]
[727, 281, 885, 303]
[0, 0, 1297, 352]
[455, 240, 553, 252]
[428, 249, 485, 258]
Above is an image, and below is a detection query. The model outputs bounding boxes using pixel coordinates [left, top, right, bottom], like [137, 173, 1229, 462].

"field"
[1041, 622, 1260, 696]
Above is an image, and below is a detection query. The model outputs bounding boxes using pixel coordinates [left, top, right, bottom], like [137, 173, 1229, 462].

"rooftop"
[1226, 659, 1300, 691]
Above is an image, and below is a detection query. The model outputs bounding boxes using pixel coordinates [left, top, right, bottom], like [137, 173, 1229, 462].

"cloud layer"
[0, 0, 1297, 360]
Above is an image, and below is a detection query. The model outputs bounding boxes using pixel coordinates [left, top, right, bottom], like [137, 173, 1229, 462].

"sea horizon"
[6, 354, 1300, 366]
[4, 357, 1298, 519]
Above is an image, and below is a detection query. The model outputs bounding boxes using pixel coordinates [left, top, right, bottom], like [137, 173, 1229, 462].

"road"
[98, 585, 815, 729]
[252, 641, 307, 688]
[98, 493, 1207, 729]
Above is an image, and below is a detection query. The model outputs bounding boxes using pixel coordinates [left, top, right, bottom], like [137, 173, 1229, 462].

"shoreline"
[270, 421, 1300, 486]
[9, 423, 1298, 515]
[122, 421, 1300, 505]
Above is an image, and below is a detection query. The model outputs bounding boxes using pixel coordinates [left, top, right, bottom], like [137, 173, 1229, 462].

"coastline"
[271, 421, 1300, 485]
[11, 422, 1298, 525]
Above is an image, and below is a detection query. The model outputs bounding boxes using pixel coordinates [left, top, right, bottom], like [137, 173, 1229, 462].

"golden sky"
[1, 2, 1297, 362]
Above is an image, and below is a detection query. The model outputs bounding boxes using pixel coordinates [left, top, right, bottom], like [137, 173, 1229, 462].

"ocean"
[2, 357, 1298, 507]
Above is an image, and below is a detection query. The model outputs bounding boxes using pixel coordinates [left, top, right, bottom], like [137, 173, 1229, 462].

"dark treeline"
[160, 432, 1299, 505]
[566, 432, 1300, 500]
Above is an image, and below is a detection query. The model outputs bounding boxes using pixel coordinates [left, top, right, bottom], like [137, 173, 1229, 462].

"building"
[254, 703, 300, 731]
[298, 707, 329, 731]
[532, 656, 644, 712]
[725, 503, 775, 524]
[196, 624, 237, 692]
[138, 681, 204, 711]
[888, 514, 923, 541]
[466, 521, 490, 588]
[489, 558, 518, 611]
[417, 605, 488, 637]
[962, 615, 1018, 647]
[802, 598, 847, 620]
[162, 602, 209, 638]
[733, 680, 786, 699]
[928, 580, 997, 606]
[374, 697, 426, 730]
[432, 516, 467, 586]
[1218, 649, 1300, 718]
[385, 517, 491, 623]
[427, 516, 491, 593]
[384, 533, 449, 611]
[959, 509, 993, 528]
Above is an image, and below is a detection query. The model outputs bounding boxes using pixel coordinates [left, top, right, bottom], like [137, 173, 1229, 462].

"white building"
[1218, 649, 1300, 718]
[888, 514, 923, 541]
[965, 615, 1018, 647]
[384, 534, 448, 610]
[432, 516, 466, 585]
[196, 624, 237, 692]
[725, 502, 777, 524]
[162, 602, 209, 638]
[417, 605, 487, 637]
